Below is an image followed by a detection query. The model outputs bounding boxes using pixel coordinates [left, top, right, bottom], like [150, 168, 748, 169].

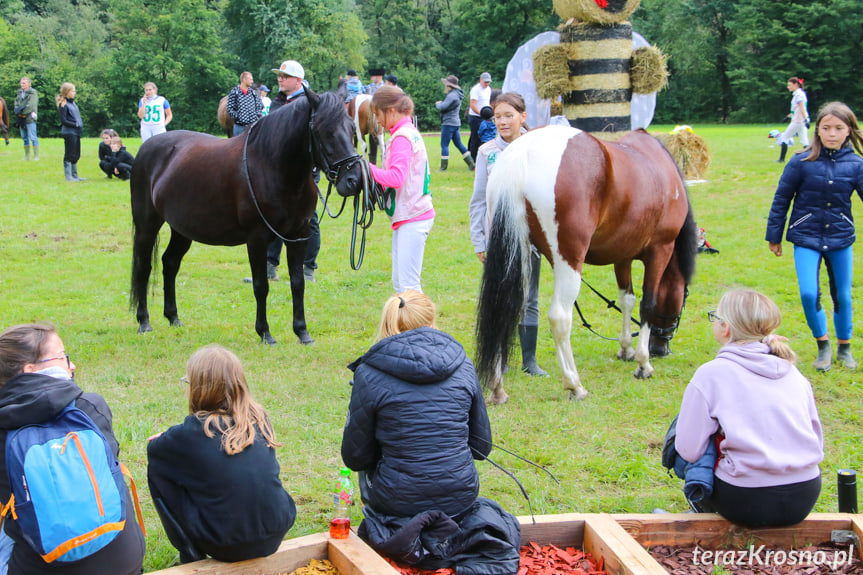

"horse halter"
[308, 105, 362, 186]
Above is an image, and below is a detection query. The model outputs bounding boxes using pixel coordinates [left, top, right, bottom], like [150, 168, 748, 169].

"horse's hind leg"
[549, 263, 588, 400]
[614, 262, 637, 361]
[285, 240, 313, 345]
[161, 228, 192, 327]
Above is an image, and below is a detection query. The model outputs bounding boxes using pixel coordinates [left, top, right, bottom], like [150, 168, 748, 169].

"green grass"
[0, 126, 861, 572]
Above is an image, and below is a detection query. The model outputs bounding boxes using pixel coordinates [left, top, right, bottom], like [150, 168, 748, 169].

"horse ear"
[304, 85, 320, 107]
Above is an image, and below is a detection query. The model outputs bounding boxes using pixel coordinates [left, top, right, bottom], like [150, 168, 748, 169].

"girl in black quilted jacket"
[341, 290, 493, 518]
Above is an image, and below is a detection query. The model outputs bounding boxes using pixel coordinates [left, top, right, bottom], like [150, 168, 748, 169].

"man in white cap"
[468, 72, 492, 161]
[263, 59, 321, 283]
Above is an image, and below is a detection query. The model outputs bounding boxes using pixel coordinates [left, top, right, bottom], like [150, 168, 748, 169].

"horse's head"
[307, 88, 363, 198]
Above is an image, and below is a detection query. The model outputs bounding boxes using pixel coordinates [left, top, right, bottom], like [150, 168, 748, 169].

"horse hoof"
[296, 331, 314, 345]
[489, 389, 509, 405]
[170, 319, 183, 327]
[634, 366, 654, 379]
[568, 387, 589, 401]
[137, 323, 153, 334]
[649, 343, 671, 358]
[616, 348, 636, 362]
[260, 332, 278, 346]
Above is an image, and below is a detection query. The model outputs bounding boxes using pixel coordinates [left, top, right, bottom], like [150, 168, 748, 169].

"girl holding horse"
[147, 344, 296, 563]
[469, 92, 547, 376]
[675, 289, 823, 527]
[370, 86, 434, 293]
[56, 82, 85, 181]
[766, 101, 863, 371]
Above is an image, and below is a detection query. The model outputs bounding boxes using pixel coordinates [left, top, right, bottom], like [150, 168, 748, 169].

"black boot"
[814, 339, 832, 372]
[518, 324, 549, 376]
[837, 343, 857, 369]
[439, 157, 448, 172]
[776, 143, 788, 163]
[64, 161, 75, 181]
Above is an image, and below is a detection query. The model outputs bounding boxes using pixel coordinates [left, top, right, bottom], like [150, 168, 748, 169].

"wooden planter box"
[518, 513, 667, 575]
[615, 512, 863, 562]
[146, 531, 399, 575]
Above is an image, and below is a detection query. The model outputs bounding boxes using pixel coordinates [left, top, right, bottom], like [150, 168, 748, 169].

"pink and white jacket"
[370, 117, 434, 229]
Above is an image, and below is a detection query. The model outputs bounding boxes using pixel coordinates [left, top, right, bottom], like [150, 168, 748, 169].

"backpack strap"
[0, 494, 17, 530]
[120, 463, 147, 537]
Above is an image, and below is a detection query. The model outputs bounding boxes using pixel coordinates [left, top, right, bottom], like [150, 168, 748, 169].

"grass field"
[0, 125, 860, 571]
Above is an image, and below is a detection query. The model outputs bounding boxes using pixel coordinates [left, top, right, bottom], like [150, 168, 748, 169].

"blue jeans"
[440, 125, 467, 158]
[793, 245, 853, 339]
[232, 124, 247, 137]
[19, 122, 37, 146]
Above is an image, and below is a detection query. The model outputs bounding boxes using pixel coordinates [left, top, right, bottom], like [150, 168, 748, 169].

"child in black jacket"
[98, 129, 118, 178]
[106, 135, 135, 181]
[147, 345, 296, 564]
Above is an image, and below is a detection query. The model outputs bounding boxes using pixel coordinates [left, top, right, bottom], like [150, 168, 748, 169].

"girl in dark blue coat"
[341, 290, 492, 519]
[56, 82, 85, 181]
[766, 101, 863, 371]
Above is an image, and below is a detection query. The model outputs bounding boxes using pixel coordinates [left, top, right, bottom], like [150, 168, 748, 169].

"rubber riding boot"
[266, 262, 279, 281]
[837, 343, 857, 369]
[33, 145, 39, 161]
[462, 150, 475, 171]
[518, 324, 549, 377]
[439, 157, 448, 172]
[776, 143, 788, 163]
[23, 145, 30, 160]
[71, 163, 86, 181]
[64, 161, 75, 181]
[814, 339, 832, 372]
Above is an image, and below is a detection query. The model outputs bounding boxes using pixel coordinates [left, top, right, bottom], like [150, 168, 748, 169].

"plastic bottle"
[330, 467, 353, 539]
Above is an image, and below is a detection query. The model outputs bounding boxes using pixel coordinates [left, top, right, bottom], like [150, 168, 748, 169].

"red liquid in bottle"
[329, 517, 350, 539]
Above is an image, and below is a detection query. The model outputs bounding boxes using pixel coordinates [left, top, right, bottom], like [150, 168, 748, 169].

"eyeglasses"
[707, 311, 722, 323]
[37, 353, 71, 369]
[180, 376, 189, 387]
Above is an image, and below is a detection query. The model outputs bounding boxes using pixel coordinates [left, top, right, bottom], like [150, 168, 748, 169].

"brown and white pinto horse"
[216, 95, 234, 138]
[336, 79, 383, 164]
[475, 125, 698, 404]
[0, 96, 10, 145]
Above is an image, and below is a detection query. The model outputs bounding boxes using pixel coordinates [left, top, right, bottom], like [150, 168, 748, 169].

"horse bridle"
[308, 105, 363, 188]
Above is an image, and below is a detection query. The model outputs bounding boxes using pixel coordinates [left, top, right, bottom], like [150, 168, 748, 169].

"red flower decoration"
[594, 0, 609, 7]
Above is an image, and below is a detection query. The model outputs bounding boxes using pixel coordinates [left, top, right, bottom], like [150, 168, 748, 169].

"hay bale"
[533, 44, 571, 99]
[653, 130, 711, 180]
[631, 46, 668, 94]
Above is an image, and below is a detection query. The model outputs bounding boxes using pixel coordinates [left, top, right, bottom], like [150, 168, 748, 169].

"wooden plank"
[518, 512, 587, 547]
[147, 532, 328, 574]
[614, 513, 855, 550]
[851, 516, 863, 560]
[583, 514, 667, 575]
[328, 532, 400, 575]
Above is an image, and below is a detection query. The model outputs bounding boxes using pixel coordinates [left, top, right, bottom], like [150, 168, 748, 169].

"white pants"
[779, 121, 809, 147]
[392, 217, 434, 292]
[141, 123, 167, 142]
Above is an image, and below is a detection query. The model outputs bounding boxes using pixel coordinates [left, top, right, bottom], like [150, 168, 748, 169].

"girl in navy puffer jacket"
[766, 101, 863, 371]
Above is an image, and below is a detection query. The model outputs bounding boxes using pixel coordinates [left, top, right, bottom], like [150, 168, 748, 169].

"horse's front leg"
[633, 322, 654, 379]
[246, 239, 276, 345]
[549, 264, 588, 400]
[161, 228, 192, 328]
[614, 263, 636, 361]
[285, 239, 313, 345]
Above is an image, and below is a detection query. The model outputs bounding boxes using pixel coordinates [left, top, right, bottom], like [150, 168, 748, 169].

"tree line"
[1, 0, 861, 137]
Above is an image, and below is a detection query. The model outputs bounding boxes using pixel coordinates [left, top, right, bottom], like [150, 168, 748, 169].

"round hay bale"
[652, 130, 711, 180]
[553, 0, 640, 24]
[533, 44, 571, 99]
[631, 46, 668, 94]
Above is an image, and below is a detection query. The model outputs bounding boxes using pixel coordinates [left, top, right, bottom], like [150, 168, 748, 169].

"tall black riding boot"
[439, 157, 448, 172]
[814, 339, 832, 372]
[518, 324, 549, 376]
[776, 143, 788, 163]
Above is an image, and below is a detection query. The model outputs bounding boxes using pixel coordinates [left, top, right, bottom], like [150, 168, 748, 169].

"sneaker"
[267, 263, 279, 281]
[303, 265, 315, 283]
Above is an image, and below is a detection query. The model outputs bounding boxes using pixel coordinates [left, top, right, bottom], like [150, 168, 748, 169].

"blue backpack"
[1, 401, 143, 564]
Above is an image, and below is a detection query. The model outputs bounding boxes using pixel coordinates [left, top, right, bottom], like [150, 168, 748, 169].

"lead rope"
[573, 277, 641, 341]
[243, 121, 310, 243]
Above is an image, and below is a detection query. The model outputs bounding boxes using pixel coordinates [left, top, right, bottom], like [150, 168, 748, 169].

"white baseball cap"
[272, 60, 305, 80]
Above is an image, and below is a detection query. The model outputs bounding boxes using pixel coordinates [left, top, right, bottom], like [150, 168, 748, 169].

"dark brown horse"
[130, 88, 364, 344]
[336, 79, 383, 164]
[216, 95, 234, 138]
[475, 126, 698, 404]
[0, 96, 10, 145]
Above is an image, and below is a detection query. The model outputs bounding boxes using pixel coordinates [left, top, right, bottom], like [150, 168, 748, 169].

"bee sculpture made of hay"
[532, 0, 667, 139]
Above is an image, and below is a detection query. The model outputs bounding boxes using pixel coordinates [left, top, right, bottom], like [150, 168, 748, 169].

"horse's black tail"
[475, 151, 531, 391]
[675, 197, 698, 285]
